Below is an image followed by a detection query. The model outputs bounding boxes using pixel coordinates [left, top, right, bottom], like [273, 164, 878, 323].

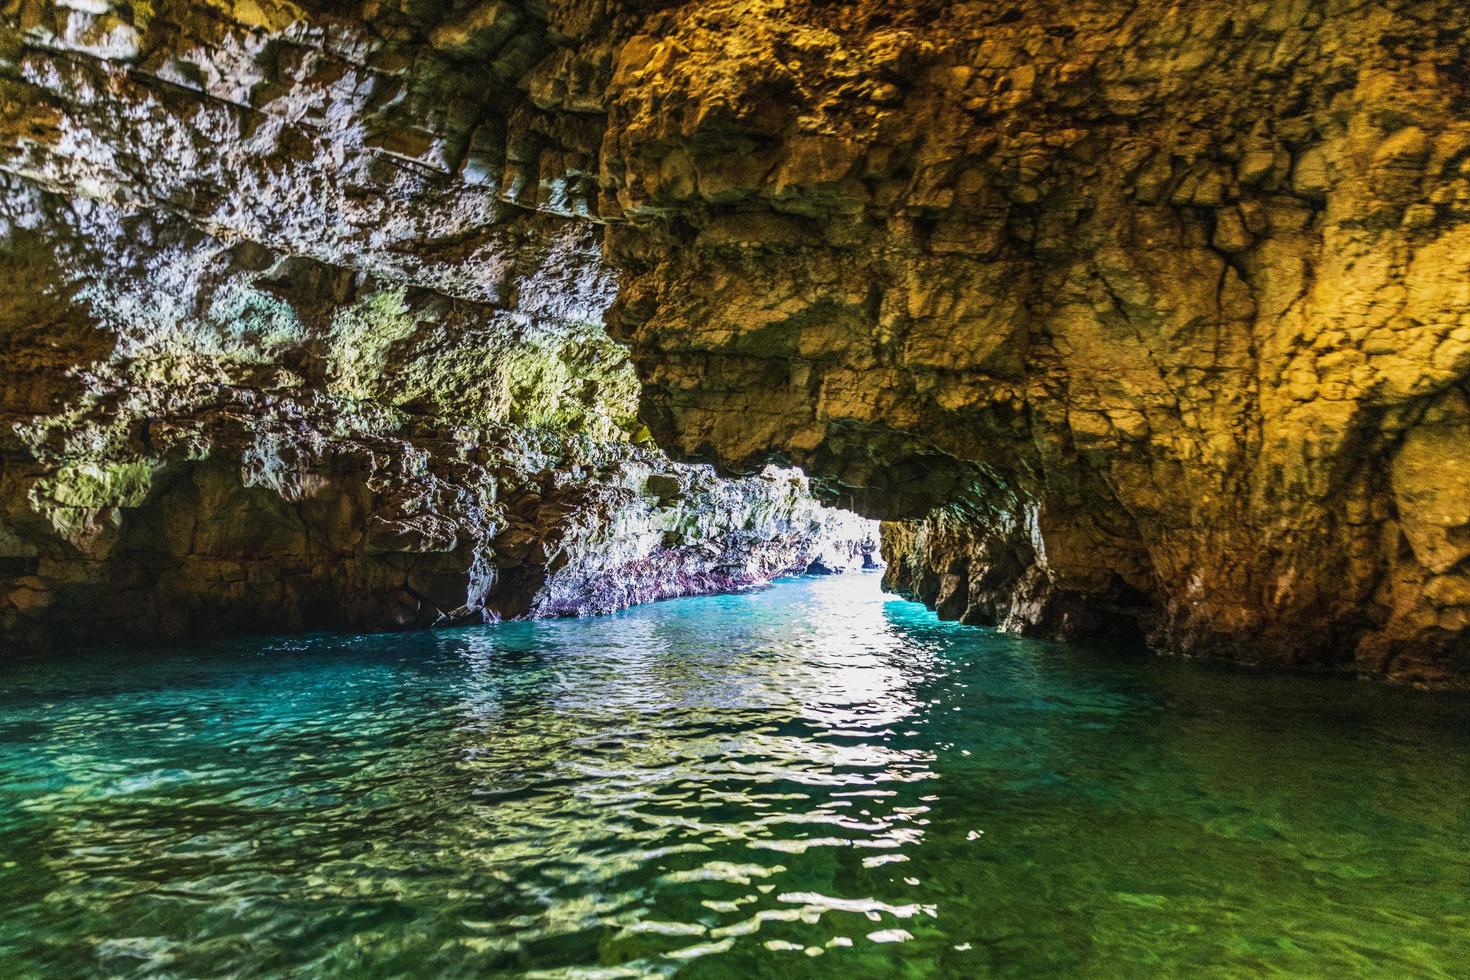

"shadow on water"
[1, 573, 1467, 977]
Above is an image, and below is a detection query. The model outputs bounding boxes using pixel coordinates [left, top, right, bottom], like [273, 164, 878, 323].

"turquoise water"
[1, 574, 1468, 978]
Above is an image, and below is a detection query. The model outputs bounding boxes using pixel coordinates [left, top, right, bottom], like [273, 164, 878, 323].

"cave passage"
[6, 0, 1470, 681]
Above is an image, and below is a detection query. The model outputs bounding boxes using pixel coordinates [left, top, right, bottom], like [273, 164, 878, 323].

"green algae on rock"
[0, 157, 873, 651]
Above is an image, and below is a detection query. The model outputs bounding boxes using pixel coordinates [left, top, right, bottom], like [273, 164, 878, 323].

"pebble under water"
[1, 574, 1468, 978]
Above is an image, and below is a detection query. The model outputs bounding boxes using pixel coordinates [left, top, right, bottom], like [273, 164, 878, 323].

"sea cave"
[2, 0, 1469, 975]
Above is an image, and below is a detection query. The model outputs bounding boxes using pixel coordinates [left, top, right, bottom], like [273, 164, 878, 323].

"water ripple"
[2, 574, 1468, 977]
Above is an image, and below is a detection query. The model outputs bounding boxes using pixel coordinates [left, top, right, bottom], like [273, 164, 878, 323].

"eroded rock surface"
[3, 0, 1469, 683]
[0, 0, 875, 652]
[592, 0, 1470, 685]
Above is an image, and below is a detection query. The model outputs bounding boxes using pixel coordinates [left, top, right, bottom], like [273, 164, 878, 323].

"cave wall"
[0, 0, 875, 652]
[588, 0, 1470, 685]
[3, 0, 1469, 683]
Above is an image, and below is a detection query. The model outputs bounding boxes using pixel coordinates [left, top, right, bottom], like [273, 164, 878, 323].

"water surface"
[1, 574, 1467, 977]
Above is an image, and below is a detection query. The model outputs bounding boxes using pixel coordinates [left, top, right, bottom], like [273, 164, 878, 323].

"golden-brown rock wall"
[589, 0, 1470, 685]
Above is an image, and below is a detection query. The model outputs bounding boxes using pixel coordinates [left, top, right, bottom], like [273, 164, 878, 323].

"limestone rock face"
[0, 0, 875, 652]
[590, 0, 1470, 686]
[3, 0, 1469, 683]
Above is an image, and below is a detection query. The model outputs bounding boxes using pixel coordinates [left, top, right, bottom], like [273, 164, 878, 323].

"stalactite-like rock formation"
[3, 0, 1469, 683]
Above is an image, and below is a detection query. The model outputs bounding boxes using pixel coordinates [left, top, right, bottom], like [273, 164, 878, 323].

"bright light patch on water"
[1, 573, 1468, 976]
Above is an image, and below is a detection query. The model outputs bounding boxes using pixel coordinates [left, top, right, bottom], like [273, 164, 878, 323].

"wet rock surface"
[0, 222, 877, 651]
[3, 0, 1468, 683]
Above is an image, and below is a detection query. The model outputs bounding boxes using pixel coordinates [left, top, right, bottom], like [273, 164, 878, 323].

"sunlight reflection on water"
[2, 573, 1469, 977]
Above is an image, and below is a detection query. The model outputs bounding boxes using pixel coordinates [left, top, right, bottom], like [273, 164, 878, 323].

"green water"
[1, 574, 1467, 978]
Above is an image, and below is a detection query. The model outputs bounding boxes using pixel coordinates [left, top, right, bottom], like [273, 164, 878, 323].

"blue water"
[1, 574, 1468, 977]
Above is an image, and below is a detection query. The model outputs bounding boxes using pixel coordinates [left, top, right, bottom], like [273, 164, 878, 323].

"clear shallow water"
[1, 575, 1468, 978]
